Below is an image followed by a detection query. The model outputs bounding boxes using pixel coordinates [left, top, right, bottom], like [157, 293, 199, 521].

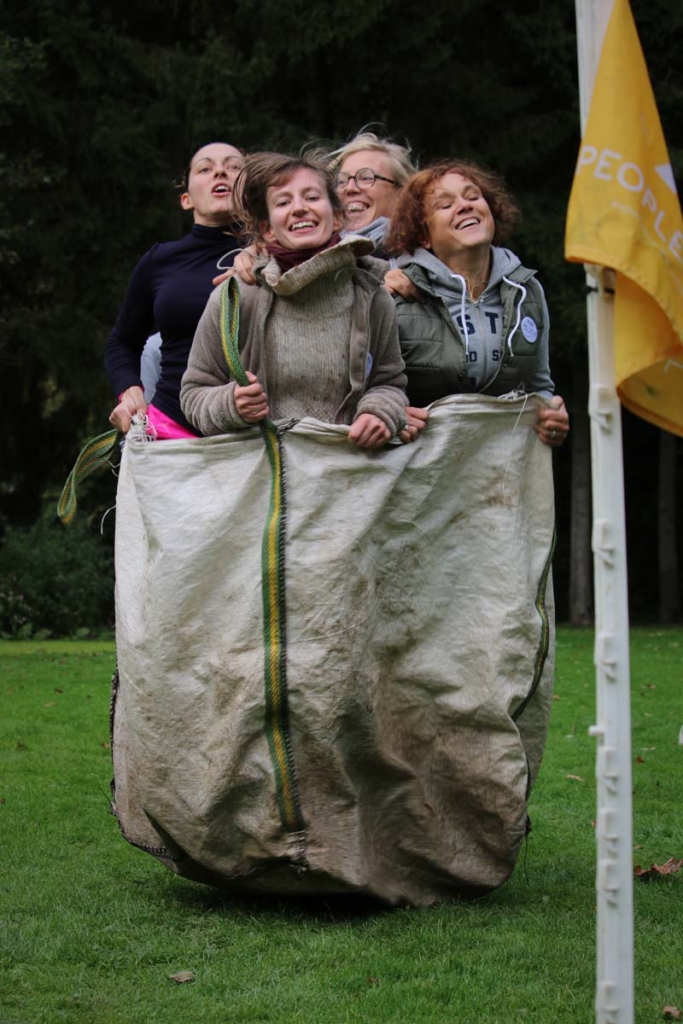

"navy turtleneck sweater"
[104, 222, 241, 433]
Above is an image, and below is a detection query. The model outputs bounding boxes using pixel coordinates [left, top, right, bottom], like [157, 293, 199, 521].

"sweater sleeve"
[179, 286, 249, 436]
[354, 289, 408, 435]
[525, 281, 555, 399]
[104, 249, 157, 396]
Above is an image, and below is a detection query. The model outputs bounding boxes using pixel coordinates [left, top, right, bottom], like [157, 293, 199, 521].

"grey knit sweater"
[180, 236, 407, 436]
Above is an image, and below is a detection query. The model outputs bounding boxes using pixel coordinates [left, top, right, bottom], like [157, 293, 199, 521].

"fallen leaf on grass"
[0, 798, 5, 804]
[662, 1008, 681, 1020]
[100, 742, 111, 749]
[43, 702, 56, 708]
[634, 858, 683, 880]
[566, 775, 584, 782]
[636, 756, 645, 763]
[168, 971, 195, 984]
[54, 688, 63, 694]
[552, 694, 561, 701]
[367, 978, 379, 987]
[645, 684, 656, 690]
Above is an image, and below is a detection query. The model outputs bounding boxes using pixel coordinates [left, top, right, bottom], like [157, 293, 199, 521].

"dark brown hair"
[176, 141, 243, 191]
[384, 160, 521, 255]
[234, 152, 344, 245]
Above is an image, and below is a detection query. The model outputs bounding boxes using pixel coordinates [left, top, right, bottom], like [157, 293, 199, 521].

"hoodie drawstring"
[450, 273, 470, 357]
[502, 276, 527, 355]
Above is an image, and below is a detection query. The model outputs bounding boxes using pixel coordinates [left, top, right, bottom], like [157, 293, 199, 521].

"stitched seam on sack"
[512, 527, 556, 723]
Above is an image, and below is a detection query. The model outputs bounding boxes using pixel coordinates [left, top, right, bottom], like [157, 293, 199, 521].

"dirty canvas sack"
[111, 394, 555, 906]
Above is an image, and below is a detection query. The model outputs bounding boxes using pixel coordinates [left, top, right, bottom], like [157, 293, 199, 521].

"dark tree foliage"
[0, 0, 681, 622]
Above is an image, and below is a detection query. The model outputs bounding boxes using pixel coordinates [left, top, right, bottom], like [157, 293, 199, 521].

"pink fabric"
[146, 404, 197, 440]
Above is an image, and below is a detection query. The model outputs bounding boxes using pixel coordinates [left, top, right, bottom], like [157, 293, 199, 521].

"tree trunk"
[658, 430, 681, 623]
[569, 361, 593, 626]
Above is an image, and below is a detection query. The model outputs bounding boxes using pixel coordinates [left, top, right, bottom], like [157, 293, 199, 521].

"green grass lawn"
[1, 629, 681, 1024]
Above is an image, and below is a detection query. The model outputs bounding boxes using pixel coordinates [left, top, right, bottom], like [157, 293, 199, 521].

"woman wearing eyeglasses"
[104, 141, 245, 439]
[223, 130, 416, 284]
[326, 130, 416, 256]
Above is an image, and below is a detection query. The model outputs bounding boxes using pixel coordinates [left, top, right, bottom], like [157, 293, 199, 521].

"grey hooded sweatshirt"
[395, 246, 554, 406]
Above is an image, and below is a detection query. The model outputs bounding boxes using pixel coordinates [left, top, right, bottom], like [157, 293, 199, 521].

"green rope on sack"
[57, 429, 120, 526]
[219, 275, 276, 429]
[219, 275, 248, 387]
[218, 275, 306, 845]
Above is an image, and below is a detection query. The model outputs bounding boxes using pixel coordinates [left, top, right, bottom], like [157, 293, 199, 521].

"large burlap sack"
[111, 395, 555, 906]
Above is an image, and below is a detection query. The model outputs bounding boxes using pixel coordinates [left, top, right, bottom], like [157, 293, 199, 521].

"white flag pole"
[574, 2, 634, 1022]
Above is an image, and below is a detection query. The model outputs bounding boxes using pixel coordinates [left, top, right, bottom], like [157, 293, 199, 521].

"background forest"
[0, 0, 681, 635]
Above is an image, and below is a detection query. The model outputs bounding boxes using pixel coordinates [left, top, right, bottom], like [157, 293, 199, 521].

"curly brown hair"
[384, 160, 521, 255]
[234, 152, 344, 245]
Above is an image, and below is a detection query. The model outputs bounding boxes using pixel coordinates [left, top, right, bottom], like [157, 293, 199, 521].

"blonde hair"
[324, 129, 416, 186]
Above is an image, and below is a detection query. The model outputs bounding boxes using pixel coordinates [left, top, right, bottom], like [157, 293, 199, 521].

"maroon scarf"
[265, 233, 342, 273]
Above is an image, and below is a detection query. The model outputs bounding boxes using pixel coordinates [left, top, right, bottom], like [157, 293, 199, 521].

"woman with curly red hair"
[386, 161, 569, 446]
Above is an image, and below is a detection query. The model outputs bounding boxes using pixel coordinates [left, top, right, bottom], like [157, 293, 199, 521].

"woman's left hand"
[535, 395, 569, 447]
[384, 269, 426, 303]
[398, 405, 429, 443]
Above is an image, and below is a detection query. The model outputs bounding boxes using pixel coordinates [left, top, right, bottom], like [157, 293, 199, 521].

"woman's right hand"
[234, 371, 269, 422]
[109, 386, 148, 433]
[212, 247, 259, 287]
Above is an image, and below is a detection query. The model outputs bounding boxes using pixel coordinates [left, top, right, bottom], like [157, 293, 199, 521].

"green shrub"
[0, 519, 114, 637]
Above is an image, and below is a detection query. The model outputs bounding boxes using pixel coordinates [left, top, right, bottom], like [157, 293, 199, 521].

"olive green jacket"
[395, 255, 552, 407]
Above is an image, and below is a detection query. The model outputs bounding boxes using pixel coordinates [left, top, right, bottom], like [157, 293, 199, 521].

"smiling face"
[337, 149, 399, 230]
[262, 168, 343, 251]
[180, 143, 244, 226]
[423, 172, 496, 267]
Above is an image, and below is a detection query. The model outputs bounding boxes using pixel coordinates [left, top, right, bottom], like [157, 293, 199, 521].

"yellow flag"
[565, 0, 683, 436]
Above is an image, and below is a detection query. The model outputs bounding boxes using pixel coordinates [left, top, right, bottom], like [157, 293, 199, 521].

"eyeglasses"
[335, 168, 398, 190]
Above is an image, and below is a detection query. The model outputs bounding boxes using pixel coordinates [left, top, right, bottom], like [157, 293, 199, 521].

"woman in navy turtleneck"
[104, 142, 244, 439]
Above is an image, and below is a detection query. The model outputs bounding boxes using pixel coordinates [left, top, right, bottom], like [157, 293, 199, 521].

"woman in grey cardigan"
[181, 153, 407, 447]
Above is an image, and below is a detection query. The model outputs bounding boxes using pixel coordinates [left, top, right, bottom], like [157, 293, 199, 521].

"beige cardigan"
[180, 236, 407, 437]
